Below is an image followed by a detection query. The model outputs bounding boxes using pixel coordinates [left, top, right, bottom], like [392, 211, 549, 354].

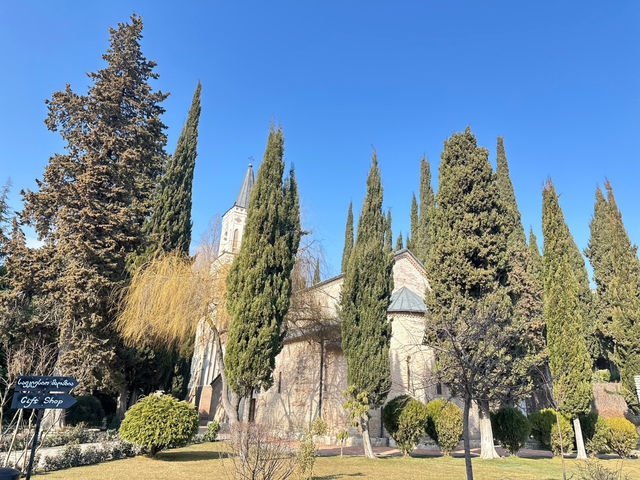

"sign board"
[11, 392, 77, 410]
[634, 375, 640, 404]
[16, 376, 78, 393]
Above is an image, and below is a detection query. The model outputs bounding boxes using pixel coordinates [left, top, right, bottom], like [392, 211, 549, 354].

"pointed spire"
[235, 164, 255, 209]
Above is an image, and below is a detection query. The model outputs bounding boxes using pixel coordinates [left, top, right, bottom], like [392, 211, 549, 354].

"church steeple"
[235, 164, 254, 209]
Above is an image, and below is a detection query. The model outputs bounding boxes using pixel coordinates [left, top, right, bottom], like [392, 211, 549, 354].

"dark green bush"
[586, 417, 610, 456]
[395, 399, 429, 455]
[425, 399, 447, 443]
[119, 393, 199, 456]
[605, 418, 639, 458]
[434, 402, 463, 456]
[66, 395, 105, 427]
[529, 408, 557, 450]
[580, 412, 600, 443]
[204, 421, 221, 442]
[490, 407, 531, 455]
[382, 395, 411, 438]
[550, 413, 574, 456]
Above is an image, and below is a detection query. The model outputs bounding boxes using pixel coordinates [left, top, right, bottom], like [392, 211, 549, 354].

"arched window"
[232, 229, 239, 251]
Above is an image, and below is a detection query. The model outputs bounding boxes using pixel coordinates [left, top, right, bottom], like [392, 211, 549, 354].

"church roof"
[388, 286, 426, 313]
[235, 164, 255, 209]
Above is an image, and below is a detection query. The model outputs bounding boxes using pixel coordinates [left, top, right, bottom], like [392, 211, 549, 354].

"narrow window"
[406, 356, 411, 392]
[277, 371, 282, 394]
[232, 229, 239, 251]
[248, 398, 256, 423]
[436, 382, 442, 395]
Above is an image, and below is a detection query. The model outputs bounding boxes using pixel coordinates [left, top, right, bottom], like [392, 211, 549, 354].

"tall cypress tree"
[20, 16, 167, 393]
[414, 156, 435, 263]
[586, 181, 640, 408]
[496, 138, 527, 247]
[385, 209, 392, 251]
[341, 202, 354, 272]
[143, 81, 201, 257]
[425, 128, 518, 476]
[225, 127, 301, 405]
[528, 227, 544, 291]
[340, 152, 393, 459]
[543, 180, 592, 459]
[395, 232, 403, 251]
[408, 193, 418, 251]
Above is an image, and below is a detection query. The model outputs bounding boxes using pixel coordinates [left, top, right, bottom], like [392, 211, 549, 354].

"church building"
[187, 166, 481, 446]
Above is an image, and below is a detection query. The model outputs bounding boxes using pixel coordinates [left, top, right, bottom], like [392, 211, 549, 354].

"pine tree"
[225, 127, 301, 405]
[341, 202, 354, 272]
[543, 179, 592, 459]
[414, 156, 435, 263]
[586, 181, 640, 409]
[408, 193, 418, 251]
[425, 128, 518, 477]
[340, 151, 393, 459]
[396, 232, 403, 251]
[313, 259, 321, 285]
[20, 16, 167, 393]
[143, 81, 201, 257]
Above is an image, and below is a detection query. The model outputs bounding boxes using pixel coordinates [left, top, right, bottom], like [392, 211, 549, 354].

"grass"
[39, 442, 640, 479]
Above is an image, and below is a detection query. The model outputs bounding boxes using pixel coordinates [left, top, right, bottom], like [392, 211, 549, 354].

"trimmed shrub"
[119, 393, 199, 456]
[529, 409, 557, 450]
[395, 399, 429, 455]
[580, 413, 600, 444]
[204, 421, 220, 442]
[551, 413, 574, 456]
[490, 407, 530, 455]
[66, 396, 105, 427]
[434, 402, 463, 456]
[382, 395, 411, 438]
[425, 399, 447, 443]
[605, 418, 639, 458]
[586, 417, 611, 456]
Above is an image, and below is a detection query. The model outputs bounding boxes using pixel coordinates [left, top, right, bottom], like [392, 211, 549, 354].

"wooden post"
[25, 409, 43, 480]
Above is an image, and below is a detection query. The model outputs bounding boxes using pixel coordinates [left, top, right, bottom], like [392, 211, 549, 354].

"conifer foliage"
[586, 181, 640, 409]
[341, 202, 354, 272]
[19, 15, 167, 393]
[225, 127, 301, 399]
[340, 152, 394, 459]
[542, 180, 592, 459]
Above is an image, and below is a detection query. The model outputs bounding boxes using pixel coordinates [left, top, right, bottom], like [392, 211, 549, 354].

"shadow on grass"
[157, 450, 225, 462]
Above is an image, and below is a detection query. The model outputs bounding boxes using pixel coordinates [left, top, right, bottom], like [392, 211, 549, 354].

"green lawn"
[39, 442, 640, 479]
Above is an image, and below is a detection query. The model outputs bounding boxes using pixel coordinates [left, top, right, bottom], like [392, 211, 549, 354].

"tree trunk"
[212, 324, 239, 425]
[463, 396, 474, 480]
[478, 400, 500, 459]
[361, 414, 376, 459]
[573, 416, 587, 460]
[115, 387, 129, 420]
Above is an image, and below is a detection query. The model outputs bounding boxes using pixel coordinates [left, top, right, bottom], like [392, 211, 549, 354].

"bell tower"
[218, 164, 254, 263]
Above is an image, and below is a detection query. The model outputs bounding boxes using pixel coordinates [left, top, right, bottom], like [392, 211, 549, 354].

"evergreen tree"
[340, 151, 394, 459]
[396, 232, 403, 251]
[385, 209, 392, 251]
[528, 227, 544, 291]
[414, 156, 435, 263]
[586, 181, 640, 409]
[543, 179, 592, 459]
[20, 16, 167, 393]
[143, 81, 201, 257]
[425, 128, 517, 477]
[0, 183, 9, 282]
[341, 202, 354, 272]
[408, 193, 418, 251]
[225, 127, 301, 405]
[313, 259, 321, 285]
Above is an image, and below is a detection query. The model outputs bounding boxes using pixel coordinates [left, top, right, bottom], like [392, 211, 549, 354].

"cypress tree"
[425, 128, 517, 476]
[396, 232, 403, 251]
[543, 179, 592, 459]
[408, 193, 418, 251]
[341, 202, 354, 272]
[586, 181, 640, 408]
[496, 138, 527, 247]
[385, 209, 392, 251]
[20, 15, 167, 393]
[340, 151, 394, 459]
[528, 227, 544, 291]
[143, 81, 201, 257]
[313, 259, 321, 285]
[414, 156, 434, 263]
[225, 127, 301, 403]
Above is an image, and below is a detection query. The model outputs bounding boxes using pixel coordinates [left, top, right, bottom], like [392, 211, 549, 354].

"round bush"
[550, 414, 574, 456]
[579, 412, 599, 443]
[119, 393, 199, 455]
[66, 395, 105, 427]
[204, 421, 221, 442]
[425, 399, 447, 443]
[529, 408, 557, 450]
[434, 402, 463, 456]
[605, 418, 639, 458]
[395, 399, 429, 455]
[382, 395, 411, 438]
[586, 417, 610, 456]
[490, 407, 530, 455]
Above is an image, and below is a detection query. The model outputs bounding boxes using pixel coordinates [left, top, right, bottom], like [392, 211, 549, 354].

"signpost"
[11, 376, 77, 480]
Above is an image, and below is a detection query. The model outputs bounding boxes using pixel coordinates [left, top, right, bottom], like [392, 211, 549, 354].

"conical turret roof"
[235, 164, 255, 209]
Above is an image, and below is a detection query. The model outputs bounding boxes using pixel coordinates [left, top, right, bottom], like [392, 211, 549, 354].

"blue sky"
[1, 2, 639, 279]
